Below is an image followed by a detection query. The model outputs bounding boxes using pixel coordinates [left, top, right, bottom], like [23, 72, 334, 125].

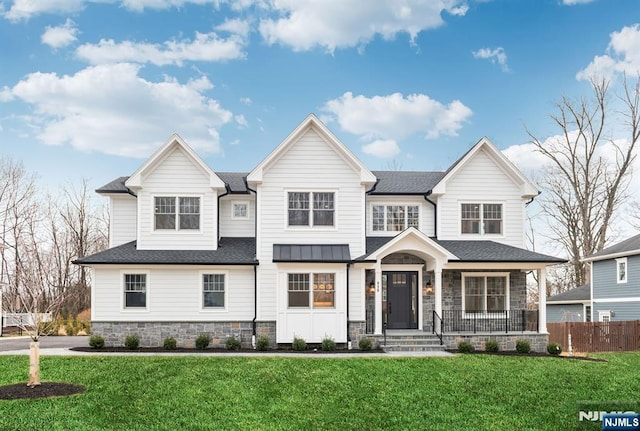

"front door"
[385, 271, 417, 329]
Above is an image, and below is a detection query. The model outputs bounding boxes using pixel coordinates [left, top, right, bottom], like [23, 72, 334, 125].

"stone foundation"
[255, 321, 277, 348]
[348, 321, 367, 345]
[442, 333, 549, 352]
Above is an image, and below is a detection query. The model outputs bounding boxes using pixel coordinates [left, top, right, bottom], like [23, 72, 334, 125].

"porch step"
[381, 333, 445, 353]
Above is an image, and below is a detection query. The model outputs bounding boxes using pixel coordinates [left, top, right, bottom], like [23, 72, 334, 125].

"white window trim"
[616, 257, 627, 284]
[459, 201, 505, 237]
[369, 203, 421, 234]
[598, 310, 611, 322]
[200, 270, 228, 312]
[121, 270, 150, 312]
[152, 194, 203, 233]
[231, 201, 250, 220]
[461, 272, 510, 317]
[286, 271, 337, 310]
[284, 189, 338, 230]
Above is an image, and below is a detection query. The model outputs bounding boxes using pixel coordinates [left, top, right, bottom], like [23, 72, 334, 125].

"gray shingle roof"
[586, 233, 640, 260]
[217, 172, 249, 193]
[96, 176, 132, 194]
[363, 236, 565, 263]
[273, 244, 351, 263]
[74, 237, 257, 265]
[547, 284, 590, 302]
[369, 171, 445, 194]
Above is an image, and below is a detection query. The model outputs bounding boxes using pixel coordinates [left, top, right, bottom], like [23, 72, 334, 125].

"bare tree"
[528, 76, 640, 288]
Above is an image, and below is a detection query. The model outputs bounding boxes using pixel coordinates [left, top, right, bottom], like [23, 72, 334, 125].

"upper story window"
[288, 192, 334, 227]
[616, 258, 627, 284]
[461, 203, 502, 235]
[372, 205, 419, 232]
[154, 196, 200, 230]
[232, 201, 249, 219]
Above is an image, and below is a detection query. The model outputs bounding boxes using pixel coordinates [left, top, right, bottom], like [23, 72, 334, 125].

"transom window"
[461, 203, 502, 235]
[232, 202, 248, 219]
[372, 205, 420, 232]
[463, 273, 508, 313]
[124, 274, 146, 308]
[203, 274, 225, 308]
[288, 192, 334, 227]
[154, 196, 200, 230]
[288, 273, 335, 308]
[616, 258, 627, 284]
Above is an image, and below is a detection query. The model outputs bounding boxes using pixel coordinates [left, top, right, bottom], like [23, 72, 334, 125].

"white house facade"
[76, 114, 564, 351]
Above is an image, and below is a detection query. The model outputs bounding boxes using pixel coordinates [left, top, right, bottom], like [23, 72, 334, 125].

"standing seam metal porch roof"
[273, 244, 351, 263]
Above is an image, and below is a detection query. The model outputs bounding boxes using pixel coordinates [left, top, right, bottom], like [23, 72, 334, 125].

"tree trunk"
[28, 341, 40, 387]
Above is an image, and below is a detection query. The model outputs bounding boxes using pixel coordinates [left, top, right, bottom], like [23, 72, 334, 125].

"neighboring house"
[75, 114, 564, 351]
[583, 234, 640, 322]
[546, 284, 591, 323]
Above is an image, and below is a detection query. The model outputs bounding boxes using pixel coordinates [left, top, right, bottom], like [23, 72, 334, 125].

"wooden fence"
[548, 321, 640, 352]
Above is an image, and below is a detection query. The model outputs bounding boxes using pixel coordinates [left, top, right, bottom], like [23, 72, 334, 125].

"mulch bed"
[0, 382, 85, 400]
[445, 349, 607, 362]
[71, 346, 383, 354]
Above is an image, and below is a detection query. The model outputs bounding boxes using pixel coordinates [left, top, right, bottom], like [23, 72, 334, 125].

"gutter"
[424, 190, 437, 238]
[525, 191, 541, 207]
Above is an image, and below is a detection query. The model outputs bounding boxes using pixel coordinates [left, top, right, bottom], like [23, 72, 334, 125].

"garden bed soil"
[446, 349, 607, 362]
[71, 346, 383, 354]
[0, 382, 85, 400]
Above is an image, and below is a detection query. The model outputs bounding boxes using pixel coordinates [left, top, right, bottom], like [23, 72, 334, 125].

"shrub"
[485, 340, 499, 353]
[547, 342, 562, 356]
[226, 335, 241, 351]
[89, 335, 105, 349]
[358, 338, 373, 351]
[163, 337, 177, 350]
[458, 341, 475, 353]
[256, 335, 270, 351]
[321, 336, 336, 352]
[124, 334, 140, 350]
[516, 339, 531, 354]
[292, 336, 307, 351]
[195, 334, 211, 350]
[65, 317, 79, 336]
[82, 322, 91, 334]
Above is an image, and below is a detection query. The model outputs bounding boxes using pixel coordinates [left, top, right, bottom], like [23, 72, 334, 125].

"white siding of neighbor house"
[136, 147, 218, 250]
[256, 128, 366, 322]
[219, 195, 255, 237]
[437, 148, 526, 247]
[92, 266, 254, 321]
[110, 195, 137, 247]
[365, 195, 435, 237]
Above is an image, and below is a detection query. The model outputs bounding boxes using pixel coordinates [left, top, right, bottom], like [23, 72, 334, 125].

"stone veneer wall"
[442, 333, 549, 353]
[348, 321, 367, 345]
[255, 321, 277, 347]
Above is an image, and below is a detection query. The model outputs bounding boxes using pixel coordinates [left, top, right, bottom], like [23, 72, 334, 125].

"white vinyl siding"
[219, 195, 256, 237]
[109, 195, 137, 247]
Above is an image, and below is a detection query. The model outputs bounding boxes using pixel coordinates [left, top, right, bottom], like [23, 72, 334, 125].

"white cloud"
[2, 63, 233, 157]
[234, 114, 248, 128]
[323, 92, 472, 144]
[4, 0, 86, 21]
[258, 0, 468, 52]
[472, 47, 510, 72]
[41, 18, 78, 48]
[239, 97, 252, 106]
[75, 32, 246, 65]
[215, 18, 251, 37]
[562, 0, 595, 4]
[362, 139, 401, 158]
[577, 24, 640, 80]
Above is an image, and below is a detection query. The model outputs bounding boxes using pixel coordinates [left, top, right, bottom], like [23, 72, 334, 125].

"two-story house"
[76, 114, 564, 351]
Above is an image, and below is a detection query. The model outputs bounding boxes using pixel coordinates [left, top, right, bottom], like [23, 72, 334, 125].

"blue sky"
[1, 0, 639, 194]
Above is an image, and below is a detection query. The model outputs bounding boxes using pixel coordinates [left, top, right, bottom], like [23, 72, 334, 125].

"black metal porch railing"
[440, 309, 538, 334]
[432, 311, 443, 345]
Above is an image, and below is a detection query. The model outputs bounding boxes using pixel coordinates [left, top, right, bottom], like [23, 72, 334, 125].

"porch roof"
[273, 244, 351, 263]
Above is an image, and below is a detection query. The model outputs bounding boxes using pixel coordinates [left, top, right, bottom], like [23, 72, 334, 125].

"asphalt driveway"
[0, 336, 89, 351]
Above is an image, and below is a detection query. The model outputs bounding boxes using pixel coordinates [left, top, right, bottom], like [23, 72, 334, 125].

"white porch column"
[434, 266, 443, 333]
[374, 261, 383, 334]
[538, 267, 547, 333]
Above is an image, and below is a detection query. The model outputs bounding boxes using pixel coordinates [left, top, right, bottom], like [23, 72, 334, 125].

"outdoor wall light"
[423, 281, 434, 295]
[368, 282, 376, 295]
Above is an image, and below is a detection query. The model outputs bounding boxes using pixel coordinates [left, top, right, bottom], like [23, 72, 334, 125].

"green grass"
[0, 353, 639, 430]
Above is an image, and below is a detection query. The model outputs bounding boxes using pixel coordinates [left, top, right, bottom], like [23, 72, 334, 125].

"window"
[462, 273, 508, 313]
[372, 205, 420, 232]
[203, 274, 225, 308]
[154, 196, 200, 230]
[288, 192, 334, 227]
[585, 305, 592, 322]
[616, 258, 627, 283]
[599, 310, 611, 322]
[232, 201, 249, 219]
[288, 273, 335, 308]
[461, 203, 502, 235]
[124, 274, 146, 308]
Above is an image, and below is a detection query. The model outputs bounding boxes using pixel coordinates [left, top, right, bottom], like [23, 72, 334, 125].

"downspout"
[216, 185, 230, 243]
[245, 180, 259, 344]
[346, 263, 351, 349]
[424, 190, 437, 238]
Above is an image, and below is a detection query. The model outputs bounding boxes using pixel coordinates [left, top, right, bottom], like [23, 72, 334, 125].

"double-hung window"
[288, 192, 334, 227]
[154, 196, 200, 230]
[371, 205, 420, 232]
[463, 273, 508, 313]
[203, 274, 225, 308]
[288, 273, 335, 308]
[124, 274, 147, 308]
[461, 203, 502, 235]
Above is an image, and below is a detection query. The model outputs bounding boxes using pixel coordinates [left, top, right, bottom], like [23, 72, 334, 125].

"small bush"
[226, 336, 241, 351]
[195, 334, 211, 350]
[163, 337, 177, 350]
[485, 340, 499, 353]
[89, 335, 105, 349]
[292, 336, 307, 351]
[81, 322, 91, 334]
[458, 341, 475, 353]
[516, 339, 531, 354]
[124, 334, 140, 350]
[358, 338, 373, 351]
[256, 335, 270, 351]
[321, 336, 336, 352]
[547, 342, 562, 356]
[65, 317, 79, 336]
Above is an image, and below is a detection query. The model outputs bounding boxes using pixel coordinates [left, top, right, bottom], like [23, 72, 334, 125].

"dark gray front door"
[386, 271, 417, 329]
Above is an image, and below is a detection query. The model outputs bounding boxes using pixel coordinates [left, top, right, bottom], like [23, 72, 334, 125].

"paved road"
[0, 335, 89, 351]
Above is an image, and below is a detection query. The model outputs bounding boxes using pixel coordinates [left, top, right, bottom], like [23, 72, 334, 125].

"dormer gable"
[430, 137, 538, 198]
[246, 113, 377, 185]
[125, 133, 226, 191]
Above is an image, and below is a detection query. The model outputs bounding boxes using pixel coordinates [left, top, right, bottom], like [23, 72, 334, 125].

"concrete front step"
[381, 334, 445, 352]
[383, 344, 446, 352]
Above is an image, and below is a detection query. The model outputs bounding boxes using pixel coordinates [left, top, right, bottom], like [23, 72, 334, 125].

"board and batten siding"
[437, 148, 526, 247]
[592, 256, 640, 300]
[110, 195, 137, 247]
[365, 195, 435, 237]
[546, 303, 585, 323]
[92, 266, 254, 321]
[219, 195, 255, 237]
[256, 129, 367, 321]
[136, 147, 218, 250]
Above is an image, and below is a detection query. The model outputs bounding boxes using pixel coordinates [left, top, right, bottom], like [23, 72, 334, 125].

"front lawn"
[0, 353, 638, 430]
